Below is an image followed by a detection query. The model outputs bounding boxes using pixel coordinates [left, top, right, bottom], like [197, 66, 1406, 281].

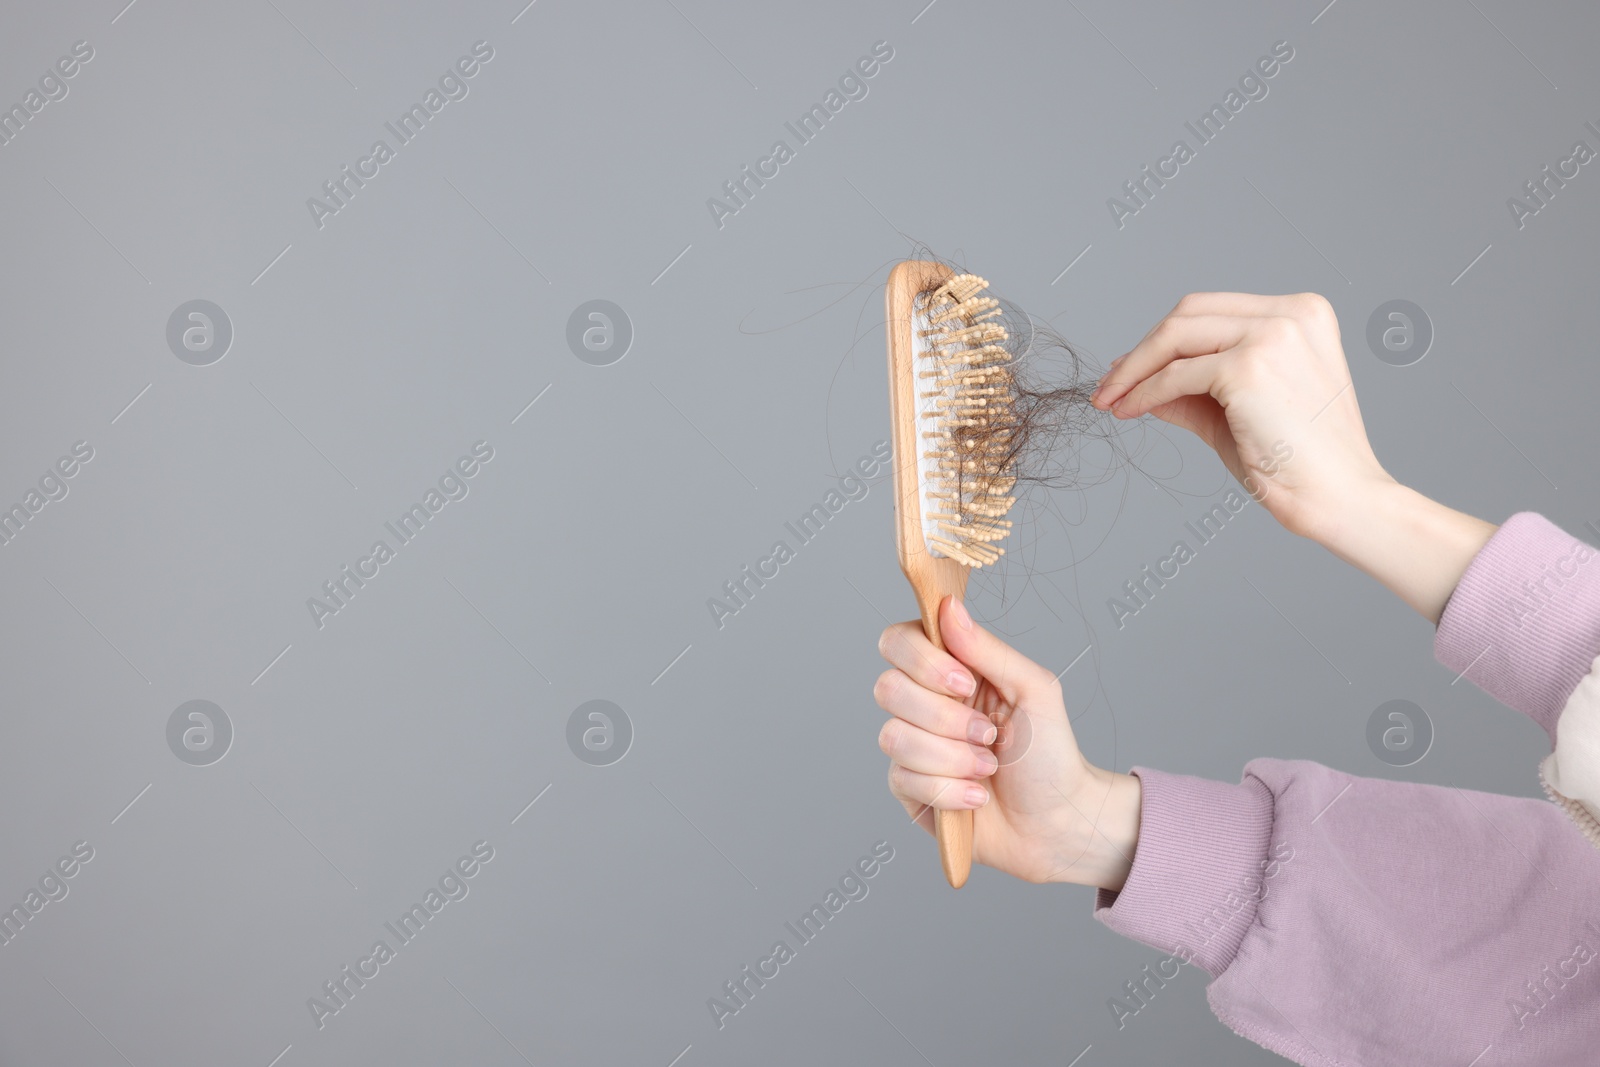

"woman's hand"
[1093, 292, 1496, 622]
[1092, 292, 1390, 542]
[874, 596, 1141, 891]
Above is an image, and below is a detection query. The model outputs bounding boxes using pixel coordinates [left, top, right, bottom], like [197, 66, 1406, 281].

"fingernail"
[967, 717, 997, 745]
[965, 785, 989, 807]
[949, 671, 976, 697]
[976, 749, 999, 775]
[950, 597, 973, 631]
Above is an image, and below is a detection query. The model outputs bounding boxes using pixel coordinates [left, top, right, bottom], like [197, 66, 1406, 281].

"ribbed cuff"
[1435, 512, 1600, 741]
[1092, 767, 1274, 978]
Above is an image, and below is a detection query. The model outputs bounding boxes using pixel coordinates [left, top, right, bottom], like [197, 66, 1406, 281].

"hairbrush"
[885, 260, 1018, 888]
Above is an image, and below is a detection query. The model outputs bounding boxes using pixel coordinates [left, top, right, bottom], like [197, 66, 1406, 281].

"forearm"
[1307, 476, 1497, 625]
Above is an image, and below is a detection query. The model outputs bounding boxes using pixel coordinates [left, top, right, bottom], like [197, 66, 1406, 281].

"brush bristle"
[912, 274, 1017, 568]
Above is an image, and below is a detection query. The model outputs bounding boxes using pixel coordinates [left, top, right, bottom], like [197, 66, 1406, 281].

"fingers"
[877, 621, 978, 699]
[875, 613, 1000, 831]
[1094, 314, 1255, 412]
[1109, 350, 1228, 419]
[1098, 292, 1339, 414]
[878, 715, 999, 781]
[887, 763, 990, 815]
[874, 668, 998, 745]
[938, 597, 1061, 709]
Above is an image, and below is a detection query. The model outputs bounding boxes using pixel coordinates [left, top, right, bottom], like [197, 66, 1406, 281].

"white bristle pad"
[912, 293, 951, 559]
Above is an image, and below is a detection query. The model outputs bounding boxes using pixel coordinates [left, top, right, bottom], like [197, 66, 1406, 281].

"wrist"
[1290, 467, 1400, 549]
[1048, 767, 1142, 891]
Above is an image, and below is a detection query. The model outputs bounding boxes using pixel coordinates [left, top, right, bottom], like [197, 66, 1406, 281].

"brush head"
[908, 272, 1018, 568]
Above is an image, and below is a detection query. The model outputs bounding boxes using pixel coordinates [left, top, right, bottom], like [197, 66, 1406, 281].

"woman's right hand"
[1091, 292, 1393, 543]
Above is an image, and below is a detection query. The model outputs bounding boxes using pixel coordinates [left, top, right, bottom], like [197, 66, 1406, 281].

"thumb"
[938, 597, 1059, 706]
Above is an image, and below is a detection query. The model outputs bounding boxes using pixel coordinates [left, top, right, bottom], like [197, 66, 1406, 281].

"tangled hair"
[906, 244, 1127, 494]
[801, 241, 1193, 609]
[887, 244, 1179, 630]
[982, 279, 1117, 495]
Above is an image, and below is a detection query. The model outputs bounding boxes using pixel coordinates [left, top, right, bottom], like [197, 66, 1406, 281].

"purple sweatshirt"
[1094, 513, 1600, 1065]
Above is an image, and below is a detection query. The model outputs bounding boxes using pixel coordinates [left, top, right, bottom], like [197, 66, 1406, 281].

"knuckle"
[1257, 315, 1301, 347]
[878, 718, 905, 759]
[1291, 291, 1334, 324]
[872, 669, 900, 708]
[876, 627, 896, 661]
[941, 704, 971, 740]
[1172, 292, 1207, 317]
[1230, 350, 1273, 392]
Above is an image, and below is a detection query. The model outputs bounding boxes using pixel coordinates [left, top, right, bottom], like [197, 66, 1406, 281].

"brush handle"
[935, 809, 974, 889]
[919, 595, 975, 889]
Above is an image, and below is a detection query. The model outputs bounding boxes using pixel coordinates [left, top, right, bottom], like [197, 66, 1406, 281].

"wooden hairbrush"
[885, 260, 1019, 889]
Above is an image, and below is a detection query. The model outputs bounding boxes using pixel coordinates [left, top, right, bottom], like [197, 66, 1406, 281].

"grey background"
[0, 1, 1596, 1064]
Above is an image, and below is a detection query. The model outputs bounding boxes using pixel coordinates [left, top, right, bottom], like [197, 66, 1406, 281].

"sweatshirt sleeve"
[1434, 512, 1600, 842]
[1434, 512, 1600, 739]
[1094, 760, 1600, 1067]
